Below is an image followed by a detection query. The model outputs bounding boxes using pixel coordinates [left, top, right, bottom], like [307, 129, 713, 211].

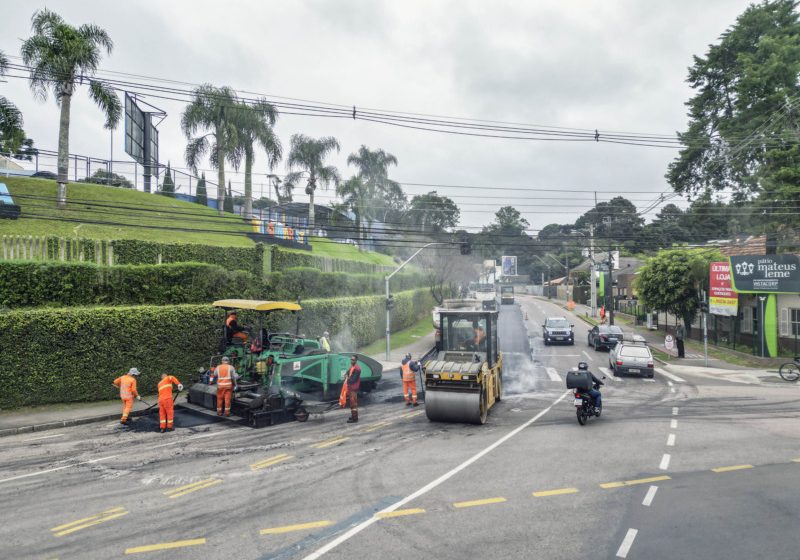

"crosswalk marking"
[599, 366, 621, 381]
[656, 368, 686, 383]
[545, 367, 561, 382]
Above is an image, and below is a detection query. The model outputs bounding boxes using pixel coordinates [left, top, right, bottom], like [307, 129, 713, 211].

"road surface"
[2, 295, 799, 559]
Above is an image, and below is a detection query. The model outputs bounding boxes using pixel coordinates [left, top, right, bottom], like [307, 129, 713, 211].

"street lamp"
[531, 255, 553, 298]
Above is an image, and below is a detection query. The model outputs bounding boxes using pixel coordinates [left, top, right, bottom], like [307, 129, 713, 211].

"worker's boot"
[160, 428, 165, 433]
[405, 401, 412, 406]
[120, 419, 128, 425]
[413, 402, 419, 407]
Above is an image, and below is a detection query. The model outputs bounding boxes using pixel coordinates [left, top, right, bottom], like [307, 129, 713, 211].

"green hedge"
[112, 239, 265, 275]
[0, 289, 434, 408]
[0, 261, 427, 307]
[271, 246, 396, 275]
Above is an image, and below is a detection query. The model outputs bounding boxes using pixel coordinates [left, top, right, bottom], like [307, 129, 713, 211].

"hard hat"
[221, 356, 230, 363]
[323, 331, 329, 337]
[128, 367, 140, 376]
[577, 362, 589, 371]
[406, 353, 412, 359]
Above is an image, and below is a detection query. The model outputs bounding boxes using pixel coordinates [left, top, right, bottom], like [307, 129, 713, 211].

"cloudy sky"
[1, 0, 756, 231]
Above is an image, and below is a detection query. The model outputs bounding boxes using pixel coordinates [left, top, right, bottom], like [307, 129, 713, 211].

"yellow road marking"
[164, 478, 222, 498]
[250, 454, 292, 471]
[51, 507, 125, 532]
[792, 458, 800, 463]
[375, 508, 425, 519]
[712, 464, 754, 473]
[52, 510, 129, 537]
[453, 497, 507, 508]
[600, 475, 671, 489]
[533, 487, 580, 497]
[312, 436, 349, 449]
[125, 539, 206, 554]
[363, 421, 392, 433]
[400, 410, 424, 419]
[260, 520, 333, 535]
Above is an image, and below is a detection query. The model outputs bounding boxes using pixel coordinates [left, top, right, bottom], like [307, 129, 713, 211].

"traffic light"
[386, 295, 395, 310]
[700, 301, 709, 313]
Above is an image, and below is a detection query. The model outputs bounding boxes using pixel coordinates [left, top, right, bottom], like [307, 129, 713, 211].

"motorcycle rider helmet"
[577, 361, 589, 371]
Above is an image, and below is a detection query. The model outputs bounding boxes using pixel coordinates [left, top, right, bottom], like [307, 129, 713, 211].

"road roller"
[422, 303, 502, 424]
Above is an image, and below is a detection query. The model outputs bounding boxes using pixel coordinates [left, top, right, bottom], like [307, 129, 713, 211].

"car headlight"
[431, 374, 440, 379]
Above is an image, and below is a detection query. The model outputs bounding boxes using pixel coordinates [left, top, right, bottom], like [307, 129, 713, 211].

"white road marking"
[581, 351, 594, 362]
[656, 368, 686, 383]
[666, 381, 674, 387]
[545, 367, 561, 382]
[672, 407, 679, 416]
[670, 419, 678, 429]
[659, 453, 671, 470]
[599, 366, 620, 381]
[301, 391, 571, 560]
[0, 454, 119, 484]
[642, 485, 658, 507]
[667, 433, 676, 447]
[21, 434, 64, 442]
[670, 387, 676, 393]
[616, 528, 638, 558]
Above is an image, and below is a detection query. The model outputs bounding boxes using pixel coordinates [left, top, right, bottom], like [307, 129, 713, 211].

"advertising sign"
[664, 334, 674, 350]
[501, 256, 517, 277]
[729, 254, 800, 293]
[709, 261, 738, 316]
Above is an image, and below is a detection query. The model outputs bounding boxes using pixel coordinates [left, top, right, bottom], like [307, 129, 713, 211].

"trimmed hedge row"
[0, 261, 426, 307]
[271, 246, 396, 275]
[112, 239, 266, 276]
[0, 289, 434, 408]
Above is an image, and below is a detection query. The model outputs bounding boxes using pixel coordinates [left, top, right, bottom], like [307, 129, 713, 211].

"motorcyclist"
[577, 361, 603, 410]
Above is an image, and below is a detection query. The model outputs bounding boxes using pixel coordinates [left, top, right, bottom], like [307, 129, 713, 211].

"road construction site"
[2, 295, 799, 559]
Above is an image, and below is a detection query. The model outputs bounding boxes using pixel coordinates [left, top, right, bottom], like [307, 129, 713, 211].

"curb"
[0, 408, 151, 439]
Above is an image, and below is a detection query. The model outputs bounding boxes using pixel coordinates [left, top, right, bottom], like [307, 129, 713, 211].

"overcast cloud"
[0, 0, 755, 231]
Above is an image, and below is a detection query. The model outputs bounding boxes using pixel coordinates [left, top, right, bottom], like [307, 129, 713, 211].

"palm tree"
[21, 9, 121, 208]
[0, 50, 27, 157]
[231, 100, 282, 218]
[181, 84, 240, 216]
[336, 176, 368, 241]
[284, 134, 340, 229]
[347, 145, 400, 233]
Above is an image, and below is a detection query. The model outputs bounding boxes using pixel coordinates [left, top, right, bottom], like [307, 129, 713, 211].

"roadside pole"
[589, 224, 597, 317]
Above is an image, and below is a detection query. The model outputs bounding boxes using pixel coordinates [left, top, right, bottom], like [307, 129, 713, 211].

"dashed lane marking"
[399, 410, 425, 419]
[163, 478, 222, 498]
[453, 497, 507, 508]
[51, 507, 128, 537]
[21, 434, 64, 443]
[311, 436, 350, 449]
[642, 485, 658, 507]
[657, 369, 686, 383]
[660, 454, 671, 470]
[793, 458, 800, 463]
[712, 464, 753, 473]
[670, 387, 676, 393]
[670, 419, 678, 429]
[125, 539, 206, 554]
[545, 367, 561, 382]
[375, 508, 425, 519]
[599, 366, 621, 381]
[582, 351, 594, 362]
[0, 454, 119, 485]
[600, 475, 671, 489]
[667, 433, 676, 447]
[532, 487, 579, 497]
[250, 454, 292, 471]
[672, 407, 679, 415]
[616, 528, 638, 558]
[261, 521, 334, 535]
[667, 381, 674, 387]
[362, 421, 393, 433]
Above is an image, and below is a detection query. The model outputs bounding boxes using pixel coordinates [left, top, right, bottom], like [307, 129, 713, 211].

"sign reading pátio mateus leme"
[729, 254, 800, 293]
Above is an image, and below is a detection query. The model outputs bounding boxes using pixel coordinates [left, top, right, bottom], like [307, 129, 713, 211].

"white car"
[609, 341, 654, 378]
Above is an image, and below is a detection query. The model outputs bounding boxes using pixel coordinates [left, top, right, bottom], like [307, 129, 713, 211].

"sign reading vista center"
[709, 261, 738, 316]
[729, 254, 800, 293]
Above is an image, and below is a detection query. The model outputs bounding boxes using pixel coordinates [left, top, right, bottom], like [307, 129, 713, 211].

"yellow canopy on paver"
[211, 299, 302, 312]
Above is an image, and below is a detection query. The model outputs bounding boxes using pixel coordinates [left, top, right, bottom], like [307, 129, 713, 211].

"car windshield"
[441, 314, 487, 352]
[546, 319, 570, 328]
[620, 346, 651, 358]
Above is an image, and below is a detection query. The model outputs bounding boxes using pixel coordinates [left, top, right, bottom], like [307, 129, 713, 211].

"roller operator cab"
[423, 304, 502, 425]
[500, 285, 514, 304]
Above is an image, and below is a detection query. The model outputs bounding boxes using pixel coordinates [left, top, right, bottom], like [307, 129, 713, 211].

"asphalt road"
[2, 295, 800, 559]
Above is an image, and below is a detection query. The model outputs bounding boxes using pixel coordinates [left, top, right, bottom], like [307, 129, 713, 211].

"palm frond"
[88, 80, 121, 129]
[185, 135, 210, 173]
[77, 23, 113, 54]
[0, 51, 8, 75]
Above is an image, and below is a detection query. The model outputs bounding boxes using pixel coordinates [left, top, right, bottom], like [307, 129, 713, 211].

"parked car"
[609, 340, 655, 377]
[543, 317, 574, 345]
[31, 171, 57, 179]
[587, 325, 624, 350]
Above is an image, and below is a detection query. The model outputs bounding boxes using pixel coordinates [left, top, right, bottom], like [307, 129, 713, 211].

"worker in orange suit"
[344, 355, 361, 423]
[225, 312, 249, 345]
[157, 373, 183, 433]
[112, 368, 141, 425]
[400, 354, 419, 407]
[214, 356, 238, 416]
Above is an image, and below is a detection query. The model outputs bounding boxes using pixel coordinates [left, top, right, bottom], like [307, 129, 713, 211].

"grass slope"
[308, 237, 397, 265]
[0, 177, 254, 247]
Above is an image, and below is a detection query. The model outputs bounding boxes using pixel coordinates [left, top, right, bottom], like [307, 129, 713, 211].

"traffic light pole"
[385, 242, 456, 360]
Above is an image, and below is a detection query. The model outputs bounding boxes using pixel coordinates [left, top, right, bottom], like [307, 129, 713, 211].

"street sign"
[729, 254, 800, 293]
[664, 334, 674, 350]
[709, 261, 738, 316]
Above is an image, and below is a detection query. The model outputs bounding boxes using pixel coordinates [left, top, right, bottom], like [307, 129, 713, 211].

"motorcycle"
[574, 381, 603, 426]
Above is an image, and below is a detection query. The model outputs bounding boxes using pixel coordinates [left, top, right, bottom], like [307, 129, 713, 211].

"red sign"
[709, 262, 737, 316]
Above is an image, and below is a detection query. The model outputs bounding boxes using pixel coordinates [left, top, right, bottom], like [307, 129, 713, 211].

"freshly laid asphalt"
[2, 295, 799, 559]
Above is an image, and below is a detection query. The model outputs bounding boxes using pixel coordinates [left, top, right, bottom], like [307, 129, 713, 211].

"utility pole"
[589, 224, 596, 317]
[606, 249, 615, 326]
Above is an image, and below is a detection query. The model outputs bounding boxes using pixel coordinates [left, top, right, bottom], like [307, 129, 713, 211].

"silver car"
[609, 341, 654, 377]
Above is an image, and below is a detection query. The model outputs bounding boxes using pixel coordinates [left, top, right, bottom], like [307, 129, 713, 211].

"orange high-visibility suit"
[112, 374, 138, 423]
[215, 363, 235, 416]
[157, 375, 181, 430]
[401, 360, 417, 405]
[226, 314, 248, 344]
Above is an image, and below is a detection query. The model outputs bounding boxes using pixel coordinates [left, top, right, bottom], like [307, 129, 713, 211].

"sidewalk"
[0, 332, 436, 438]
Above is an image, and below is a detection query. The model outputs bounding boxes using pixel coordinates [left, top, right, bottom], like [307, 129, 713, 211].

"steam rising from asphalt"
[503, 351, 544, 396]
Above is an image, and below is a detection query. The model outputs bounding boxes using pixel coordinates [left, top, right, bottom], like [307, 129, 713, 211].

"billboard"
[709, 261, 737, 316]
[501, 256, 517, 276]
[124, 93, 159, 166]
[729, 254, 800, 293]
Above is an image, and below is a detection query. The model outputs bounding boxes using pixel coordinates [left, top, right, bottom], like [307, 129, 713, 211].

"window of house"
[791, 309, 800, 336]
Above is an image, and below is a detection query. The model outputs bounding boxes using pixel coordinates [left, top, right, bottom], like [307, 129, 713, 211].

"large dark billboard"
[729, 254, 800, 293]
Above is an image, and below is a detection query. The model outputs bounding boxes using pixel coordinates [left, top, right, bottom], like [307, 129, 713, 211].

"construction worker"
[112, 368, 141, 425]
[157, 373, 183, 433]
[225, 312, 248, 345]
[319, 331, 331, 352]
[344, 355, 361, 423]
[400, 354, 419, 406]
[473, 322, 486, 350]
[213, 356, 238, 416]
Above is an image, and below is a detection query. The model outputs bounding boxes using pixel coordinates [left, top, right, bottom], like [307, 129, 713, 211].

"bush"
[271, 246, 395, 275]
[0, 289, 434, 408]
[112, 239, 265, 275]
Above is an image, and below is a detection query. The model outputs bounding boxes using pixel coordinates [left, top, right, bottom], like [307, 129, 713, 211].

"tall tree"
[224, 180, 234, 213]
[0, 49, 29, 157]
[575, 196, 644, 252]
[160, 162, 175, 194]
[230, 99, 282, 218]
[347, 145, 402, 228]
[21, 9, 121, 208]
[336, 176, 368, 240]
[407, 191, 461, 232]
[284, 134, 340, 229]
[667, 0, 800, 231]
[489, 206, 530, 234]
[195, 172, 208, 207]
[181, 84, 240, 216]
